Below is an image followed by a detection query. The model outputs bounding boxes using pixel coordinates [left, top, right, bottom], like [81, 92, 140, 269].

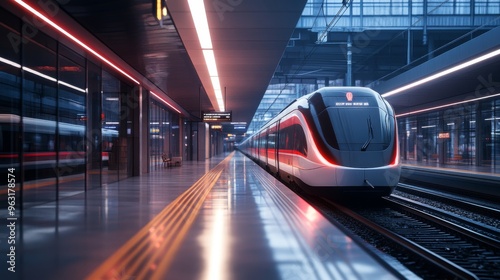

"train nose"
[364, 167, 400, 187]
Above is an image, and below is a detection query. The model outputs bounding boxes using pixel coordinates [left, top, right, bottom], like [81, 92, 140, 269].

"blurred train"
[0, 114, 118, 180]
[238, 87, 401, 196]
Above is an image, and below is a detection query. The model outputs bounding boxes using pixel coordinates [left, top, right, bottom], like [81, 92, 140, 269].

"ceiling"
[4, 0, 498, 127]
[263, 26, 500, 120]
[55, 0, 307, 124]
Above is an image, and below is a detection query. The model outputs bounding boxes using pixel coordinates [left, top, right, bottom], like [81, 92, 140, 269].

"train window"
[326, 108, 392, 151]
[294, 124, 307, 156]
[278, 124, 307, 156]
[311, 89, 392, 151]
[268, 133, 275, 149]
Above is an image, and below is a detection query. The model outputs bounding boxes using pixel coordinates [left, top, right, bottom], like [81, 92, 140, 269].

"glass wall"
[148, 99, 187, 170]
[0, 7, 141, 207]
[102, 71, 119, 184]
[0, 9, 22, 207]
[149, 100, 170, 170]
[302, 0, 499, 16]
[21, 28, 59, 206]
[479, 100, 500, 167]
[56, 45, 86, 198]
[398, 97, 499, 172]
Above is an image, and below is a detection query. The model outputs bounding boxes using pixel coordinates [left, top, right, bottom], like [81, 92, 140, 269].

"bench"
[171, 157, 182, 167]
[161, 154, 171, 167]
[162, 155, 182, 167]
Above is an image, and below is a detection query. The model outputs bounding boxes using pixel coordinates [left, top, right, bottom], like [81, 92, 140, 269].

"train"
[238, 87, 401, 197]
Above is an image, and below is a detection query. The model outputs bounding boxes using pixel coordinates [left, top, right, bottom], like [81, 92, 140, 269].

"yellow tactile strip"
[86, 152, 234, 280]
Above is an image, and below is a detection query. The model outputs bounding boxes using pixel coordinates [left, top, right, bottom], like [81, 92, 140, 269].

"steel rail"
[324, 198, 480, 280]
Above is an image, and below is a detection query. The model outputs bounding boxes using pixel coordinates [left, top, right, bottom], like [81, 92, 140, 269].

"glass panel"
[441, 105, 476, 166]
[480, 99, 500, 170]
[22, 30, 58, 207]
[475, 0, 500, 14]
[119, 82, 134, 179]
[494, 100, 500, 170]
[0, 11, 21, 206]
[102, 70, 120, 184]
[171, 113, 179, 157]
[58, 49, 86, 198]
[150, 102, 156, 170]
[87, 61, 102, 189]
[150, 101, 166, 170]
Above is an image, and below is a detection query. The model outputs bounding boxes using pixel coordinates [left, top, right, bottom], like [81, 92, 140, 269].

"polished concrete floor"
[1, 152, 411, 280]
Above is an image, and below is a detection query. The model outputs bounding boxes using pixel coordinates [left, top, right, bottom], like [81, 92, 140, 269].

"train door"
[267, 123, 278, 174]
[275, 121, 280, 173]
[258, 130, 267, 167]
[278, 115, 296, 183]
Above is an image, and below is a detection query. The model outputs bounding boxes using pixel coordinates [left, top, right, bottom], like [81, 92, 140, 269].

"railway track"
[393, 183, 500, 240]
[320, 194, 500, 279]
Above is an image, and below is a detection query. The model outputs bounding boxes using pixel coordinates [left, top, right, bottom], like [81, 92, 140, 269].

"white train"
[238, 87, 401, 196]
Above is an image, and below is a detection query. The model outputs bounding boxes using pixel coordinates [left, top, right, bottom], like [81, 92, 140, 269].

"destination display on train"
[334, 101, 370, 107]
[332, 92, 371, 107]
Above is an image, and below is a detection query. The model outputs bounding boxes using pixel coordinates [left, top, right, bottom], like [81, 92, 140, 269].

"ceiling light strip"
[396, 92, 500, 117]
[15, 0, 140, 85]
[0, 57, 21, 68]
[2, 55, 87, 93]
[382, 48, 500, 98]
[187, 0, 212, 49]
[23, 66, 57, 82]
[58, 80, 86, 93]
[150, 91, 181, 113]
[202, 50, 218, 77]
[187, 0, 225, 112]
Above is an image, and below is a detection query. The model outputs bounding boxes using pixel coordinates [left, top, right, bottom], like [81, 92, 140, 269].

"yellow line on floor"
[86, 152, 233, 280]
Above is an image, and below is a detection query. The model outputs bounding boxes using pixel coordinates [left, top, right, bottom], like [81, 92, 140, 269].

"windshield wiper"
[361, 117, 373, 151]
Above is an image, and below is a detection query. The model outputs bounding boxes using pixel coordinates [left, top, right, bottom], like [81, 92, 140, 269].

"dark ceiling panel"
[57, 0, 307, 124]
[59, 0, 213, 119]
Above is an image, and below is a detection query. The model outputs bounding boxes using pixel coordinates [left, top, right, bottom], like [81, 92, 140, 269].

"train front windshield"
[313, 90, 394, 152]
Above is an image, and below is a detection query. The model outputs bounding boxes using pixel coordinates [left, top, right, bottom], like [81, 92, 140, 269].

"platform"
[400, 162, 500, 200]
[2, 152, 409, 280]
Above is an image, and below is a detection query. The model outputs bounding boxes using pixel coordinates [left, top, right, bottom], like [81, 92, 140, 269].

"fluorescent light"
[187, 0, 225, 112]
[383, 48, 500, 98]
[210, 76, 221, 91]
[58, 80, 86, 93]
[203, 50, 218, 76]
[215, 91, 224, 111]
[15, 0, 140, 85]
[2, 56, 86, 93]
[187, 0, 213, 49]
[23, 66, 57, 82]
[397, 92, 500, 117]
[0, 57, 21, 68]
[150, 91, 181, 113]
